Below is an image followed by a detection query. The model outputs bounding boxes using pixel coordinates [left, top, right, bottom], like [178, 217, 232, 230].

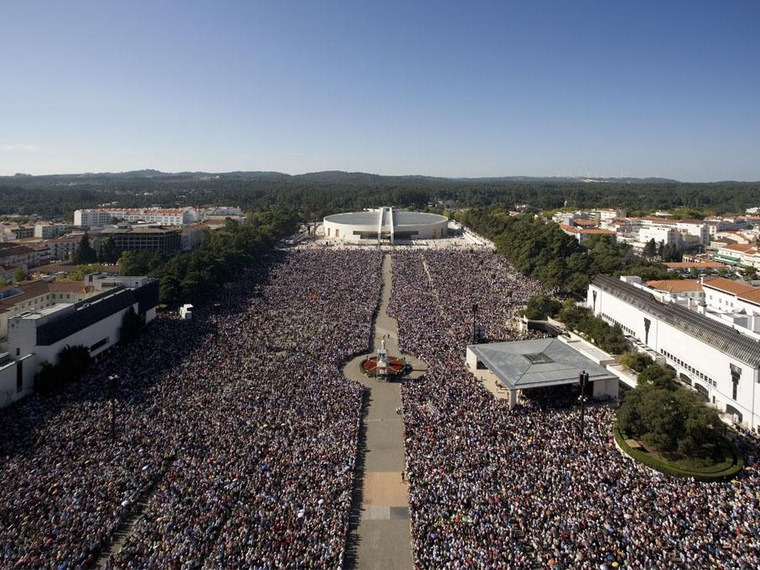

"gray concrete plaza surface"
[343, 254, 426, 570]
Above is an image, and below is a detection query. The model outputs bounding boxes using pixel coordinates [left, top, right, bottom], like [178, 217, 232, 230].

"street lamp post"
[472, 303, 478, 343]
[578, 370, 589, 439]
[108, 374, 119, 443]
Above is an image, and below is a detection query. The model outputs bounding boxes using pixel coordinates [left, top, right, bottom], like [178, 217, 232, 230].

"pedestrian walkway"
[343, 254, 426, 570]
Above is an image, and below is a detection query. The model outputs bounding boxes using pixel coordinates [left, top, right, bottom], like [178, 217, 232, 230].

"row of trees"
[460, 209, 670, 295]
[641, 238, 684, 262]
[118, 209, 300, 307]
[71, 233, 119, 265]
[556, 301, 629, 355]
[2, 170, 759, 220]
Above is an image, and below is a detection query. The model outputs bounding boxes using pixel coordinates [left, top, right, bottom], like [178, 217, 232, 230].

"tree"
[618, 361, 727, 460]
[661, 242, 683, 262]
[57, 345, 93, 383]
[523, 295, 562, 320]
[34, 362, 58, 394]
[35, 345, 93, 394]
[119, 307, 141, 344]
[643, 238, 657, 258]
[639, 387, 683, 452]
[13, 267, 26, 283]
[637, 363, 678, 390]
[620, 351, 654, 373]
[97, 236, 119, 263]
[118, 250, 163, 276]
[73, 232, 98, 264]
[742, 265, 758, 281]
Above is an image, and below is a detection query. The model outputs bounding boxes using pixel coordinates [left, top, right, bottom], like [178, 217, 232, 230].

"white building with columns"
[588, 274, 760, 430]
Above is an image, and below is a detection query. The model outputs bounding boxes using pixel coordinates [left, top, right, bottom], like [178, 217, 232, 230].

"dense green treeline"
[460, 209, 669, 295]
[1, 171, 759, 220]
[119, 208, 299, 307]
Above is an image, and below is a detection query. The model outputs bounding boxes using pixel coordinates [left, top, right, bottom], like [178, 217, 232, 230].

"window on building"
[731, 364, 742, 400]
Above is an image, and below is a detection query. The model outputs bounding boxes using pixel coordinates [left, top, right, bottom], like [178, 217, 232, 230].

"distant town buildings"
[554, 209, 759, 270]
[73, 206, 243, 229]
[75, 207, 198, 228]
[0, 205, 243, 278]
[33, 222, 72, 239]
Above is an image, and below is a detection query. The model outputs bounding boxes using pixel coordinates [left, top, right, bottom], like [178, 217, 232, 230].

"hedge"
[613, 423, 743, 482]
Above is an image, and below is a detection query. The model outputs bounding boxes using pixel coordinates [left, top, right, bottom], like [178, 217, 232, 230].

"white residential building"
[639, 225, 680, 248]
[34, 222, 72, 239]
[701, 277, 760, 334]
[714, 244, 760, 268]
[75, 208, 198, 228]
[74, 209, 114, 228]
[0, 279, 94, 342]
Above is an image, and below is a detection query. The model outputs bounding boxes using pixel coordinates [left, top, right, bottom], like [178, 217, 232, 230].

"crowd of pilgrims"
[390, 250, 760, 569]
[1, 245, 759, 569]
[0, 249, 382, 569]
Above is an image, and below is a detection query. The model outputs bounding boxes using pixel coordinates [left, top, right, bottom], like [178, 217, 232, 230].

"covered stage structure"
[466, 337, 619, 408]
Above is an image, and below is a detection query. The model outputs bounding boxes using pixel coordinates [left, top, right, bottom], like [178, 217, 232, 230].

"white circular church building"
[323, 207, 448, 244]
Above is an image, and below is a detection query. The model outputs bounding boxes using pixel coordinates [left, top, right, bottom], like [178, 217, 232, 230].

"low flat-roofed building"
[466, 337, 619, 408]
[1, 279, 159, 407]
[100, 227, 182, 254]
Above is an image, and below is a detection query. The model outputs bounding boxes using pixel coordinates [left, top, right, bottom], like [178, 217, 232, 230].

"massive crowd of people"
[0, 249, 381, 568]
[2, 242, 760, 569]
[391, 249, 760, 569]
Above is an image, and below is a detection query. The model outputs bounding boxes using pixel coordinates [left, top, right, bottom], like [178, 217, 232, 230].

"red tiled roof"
[702, 277, 756, 296]
[646, 280, 703, 293]
[739, 289, 760, 306]
[722, 243, 756, 253]
[48, 281, 88, 294]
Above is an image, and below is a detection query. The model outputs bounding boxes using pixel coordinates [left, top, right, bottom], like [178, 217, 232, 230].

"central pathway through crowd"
[344, 253, 427, 570]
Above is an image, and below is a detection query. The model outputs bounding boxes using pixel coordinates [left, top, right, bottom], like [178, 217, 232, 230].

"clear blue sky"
[1, 1, 759, 181]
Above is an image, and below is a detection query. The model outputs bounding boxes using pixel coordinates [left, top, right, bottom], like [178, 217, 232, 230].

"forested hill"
[1, 170, 758, 220]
